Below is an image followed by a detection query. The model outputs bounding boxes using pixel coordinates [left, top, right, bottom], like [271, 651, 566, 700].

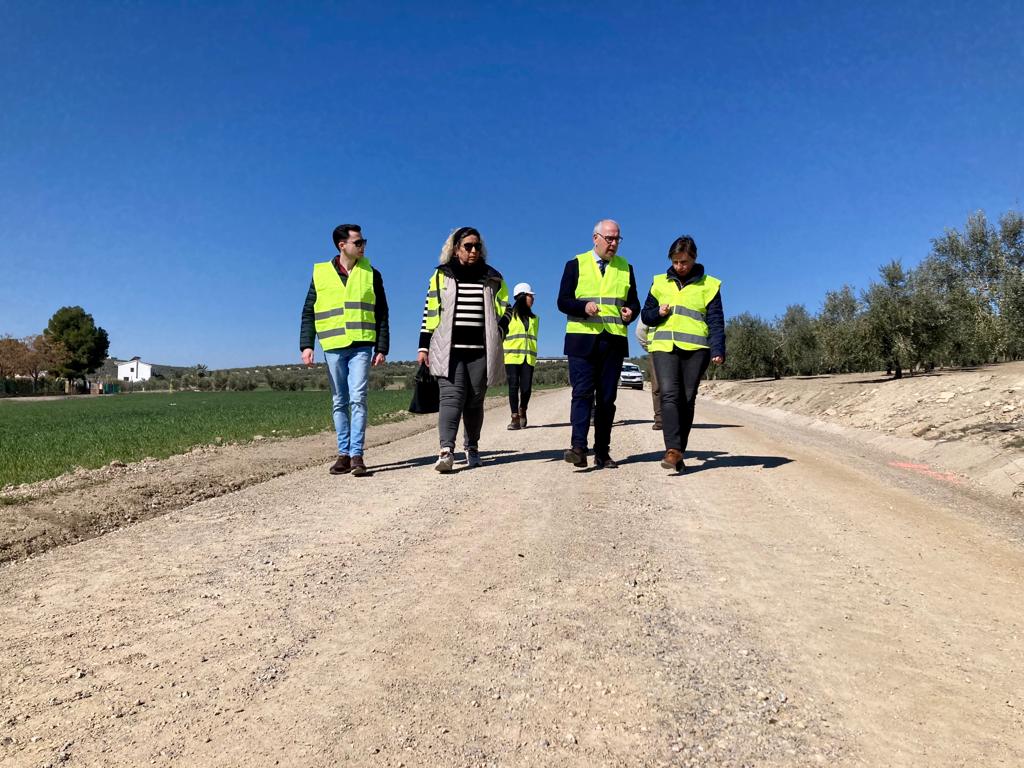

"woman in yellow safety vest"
[417, 227, 511, 472]
[503, 282, 539, 430]
[640, 236, 726, 473]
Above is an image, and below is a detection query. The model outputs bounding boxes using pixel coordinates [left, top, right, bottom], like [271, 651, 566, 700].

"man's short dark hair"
[332, 224, 361, 249]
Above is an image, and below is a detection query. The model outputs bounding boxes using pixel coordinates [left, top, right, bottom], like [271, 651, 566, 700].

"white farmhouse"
[117, 357, 152, 382]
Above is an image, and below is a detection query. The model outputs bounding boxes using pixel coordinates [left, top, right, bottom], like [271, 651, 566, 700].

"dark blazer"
[557, 255, 641, 357]
[640, 263, 725, 359]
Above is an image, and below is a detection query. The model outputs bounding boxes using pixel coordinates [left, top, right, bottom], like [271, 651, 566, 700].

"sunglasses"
[461, 242, 482, 252]
[348, 238, 368, 247]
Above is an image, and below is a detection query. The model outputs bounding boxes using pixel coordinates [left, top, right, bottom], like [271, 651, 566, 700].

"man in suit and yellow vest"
[300, 224, 390, 476]
[557, 219, 641, 468]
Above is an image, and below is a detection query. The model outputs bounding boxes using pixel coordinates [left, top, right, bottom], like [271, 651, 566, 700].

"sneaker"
[329, 455, 351, 475]
[350, 455, 367, 477]
[661, 449, 684, 472]
[434, 449, 455, 473]
[563, 446, 587, 468]
[466, 448, 482, 468]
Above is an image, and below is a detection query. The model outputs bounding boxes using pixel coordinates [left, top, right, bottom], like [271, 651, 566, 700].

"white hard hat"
[512, 282, 535, 297]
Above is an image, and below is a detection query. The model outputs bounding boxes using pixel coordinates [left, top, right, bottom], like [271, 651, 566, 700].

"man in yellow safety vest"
[300, 224, 389, 477]
[557, 219, 641, 468]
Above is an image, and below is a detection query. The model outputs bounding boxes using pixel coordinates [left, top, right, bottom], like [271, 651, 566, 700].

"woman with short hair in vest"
[640, 236, 725, 472]
[503, 283, 539, 430]
[417, 227, 512, 472]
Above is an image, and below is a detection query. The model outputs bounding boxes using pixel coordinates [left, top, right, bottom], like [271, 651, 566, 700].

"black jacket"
[299, 257, 390, 355]
[640, 263, 725, 359]
[557, 256, 641, 357]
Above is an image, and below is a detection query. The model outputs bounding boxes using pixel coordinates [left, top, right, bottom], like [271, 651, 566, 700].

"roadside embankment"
[702, 361, 1024, 500]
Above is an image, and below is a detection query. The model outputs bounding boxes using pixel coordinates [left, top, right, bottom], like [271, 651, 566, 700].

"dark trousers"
[647, 354, 661, 426]
[438, 350, 487, 451]
[506, 362, 534, 413]
[568, 335, 624, 456]
[653, 347, 710, 453]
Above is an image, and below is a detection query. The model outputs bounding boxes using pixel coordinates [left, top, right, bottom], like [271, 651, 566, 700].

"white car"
[619, 362, 644, 390]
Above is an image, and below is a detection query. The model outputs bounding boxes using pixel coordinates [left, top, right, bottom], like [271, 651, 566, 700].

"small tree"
[21, 334, 68, 391]
[0, 336, 30, 380]
[779, 304, 820, 376]
[44, 306, 110, 384]
[724, 313, 782, 379]
[864, 261, 914, 379]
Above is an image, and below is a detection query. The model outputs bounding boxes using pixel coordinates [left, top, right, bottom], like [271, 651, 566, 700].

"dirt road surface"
[2, 388, 1022, 767]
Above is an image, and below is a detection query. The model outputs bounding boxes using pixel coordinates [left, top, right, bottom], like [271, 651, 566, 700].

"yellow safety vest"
[647, 273, 721, 352]
[421, 268, 510, 333]
[312, 258, 377, 350]
[564, 251, 630, 338]
[503, 314, 539, 365]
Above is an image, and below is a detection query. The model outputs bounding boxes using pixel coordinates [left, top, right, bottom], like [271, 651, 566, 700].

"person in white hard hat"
[503, 282, 539, 430]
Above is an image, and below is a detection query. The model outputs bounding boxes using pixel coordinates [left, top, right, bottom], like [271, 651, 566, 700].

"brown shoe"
[594, 454, 618, 469]
[563, 446, 587, 467]
[507, 414, 521, 431]
[350, 455, 367, 477]
[661, 449, 684, 472]
[652, 422, 662, 430]
[329, 455, 351, 475]
[518, 408, 528, 428]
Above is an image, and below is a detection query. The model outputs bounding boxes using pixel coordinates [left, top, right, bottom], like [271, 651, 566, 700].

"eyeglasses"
[461, 242, 482, 252]
[348, 238, 368, 247]
[596, 234, 622, 244]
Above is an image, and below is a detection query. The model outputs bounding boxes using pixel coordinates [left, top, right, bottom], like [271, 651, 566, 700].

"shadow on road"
[528, 418, 652, 429]
[618, 449, 792, 473]
[692, 423, 742, 429]
[368, 450, 523, 475]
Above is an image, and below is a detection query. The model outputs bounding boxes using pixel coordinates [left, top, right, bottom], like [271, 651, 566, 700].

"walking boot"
[507, 414, 521, 430]
[661, 449, 684, 472]
[350, 455, 367, 477]
[563, 446, 587, 468]
[329, 455, 351, 475]
[518, 407, 528, 428]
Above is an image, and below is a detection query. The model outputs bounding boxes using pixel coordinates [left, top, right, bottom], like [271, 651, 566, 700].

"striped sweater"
[419, 262, 511, 351]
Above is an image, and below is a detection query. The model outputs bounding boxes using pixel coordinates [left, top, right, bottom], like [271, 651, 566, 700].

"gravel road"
[2, 388, 1022, 767]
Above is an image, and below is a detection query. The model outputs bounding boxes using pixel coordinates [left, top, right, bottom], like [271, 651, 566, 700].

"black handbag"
[408, 362, 439, 414]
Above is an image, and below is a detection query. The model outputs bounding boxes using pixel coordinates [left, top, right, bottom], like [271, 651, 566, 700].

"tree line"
[0, 306, 109, 395]
[717, 210, 1024, 380]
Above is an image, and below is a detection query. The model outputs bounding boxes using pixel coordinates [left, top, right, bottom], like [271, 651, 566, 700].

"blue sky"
[2, 1, 1021, 366]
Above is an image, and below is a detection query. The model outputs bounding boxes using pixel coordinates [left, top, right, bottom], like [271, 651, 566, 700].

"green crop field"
[0, 390, 413, 488]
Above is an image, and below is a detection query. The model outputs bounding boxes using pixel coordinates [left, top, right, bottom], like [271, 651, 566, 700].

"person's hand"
[620, 307, 633, 322]
[373, 353, 386, 367]
[585, 301, 599, 316]
[301, 348, 314, 367]
[712, 355, 724, 365]
[417, 350, 429, 366]
[659, 303, 670, 317]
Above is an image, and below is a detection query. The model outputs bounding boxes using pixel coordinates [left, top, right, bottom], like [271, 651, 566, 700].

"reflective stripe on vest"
[647, 272, 721, 353]
[504, 314, 539, 365]
[565, 251, 630, 337]
[312, 258, 377, 350]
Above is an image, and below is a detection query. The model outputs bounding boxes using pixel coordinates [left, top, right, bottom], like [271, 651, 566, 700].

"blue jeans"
[324, 346, 372, 456]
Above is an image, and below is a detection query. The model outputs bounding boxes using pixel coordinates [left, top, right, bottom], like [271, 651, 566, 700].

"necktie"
[598, 260, 606, 276]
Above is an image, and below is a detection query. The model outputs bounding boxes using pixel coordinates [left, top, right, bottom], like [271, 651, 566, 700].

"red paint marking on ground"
[889, 461, 961, 484]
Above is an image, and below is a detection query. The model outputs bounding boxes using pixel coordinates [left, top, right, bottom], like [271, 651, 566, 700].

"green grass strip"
[0, 390, 412, 488]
